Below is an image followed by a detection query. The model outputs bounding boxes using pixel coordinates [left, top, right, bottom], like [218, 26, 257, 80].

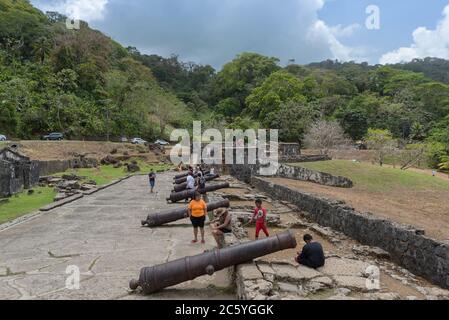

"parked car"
[42, 133, 64, 141]
[155, 139, 169, 146]
[120, 136, 128, 143]
[0, 134, 6, 141]
[131, 138, 147, 145]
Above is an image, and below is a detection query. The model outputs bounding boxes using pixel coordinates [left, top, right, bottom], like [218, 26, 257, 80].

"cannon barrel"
[166, 183, 230, 203]
[174, 171, 211, 182]
[141, 200, 230, 227]
[172, 174, 220, 192]
[129, 230, 297, 294]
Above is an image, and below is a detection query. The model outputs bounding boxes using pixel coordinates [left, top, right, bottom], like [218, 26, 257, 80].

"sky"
[30, 0, 449, 69]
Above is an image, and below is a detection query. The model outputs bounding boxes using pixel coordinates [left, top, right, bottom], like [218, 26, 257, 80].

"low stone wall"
[35, 157, 98, 176]
[276, 164, 353, 188]
[35, 160, 72, 177]
[250, 176, 449, 289]
[282, 154, 331, 163]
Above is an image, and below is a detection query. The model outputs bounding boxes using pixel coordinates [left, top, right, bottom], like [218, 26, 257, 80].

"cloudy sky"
[31, 0, 449, 68]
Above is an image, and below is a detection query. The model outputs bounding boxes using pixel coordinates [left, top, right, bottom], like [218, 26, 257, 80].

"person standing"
[252, 199, 269, 239]
[148, 170, 156, 193]
[185, 171, 195, 203]
[188, 191, 207, 244]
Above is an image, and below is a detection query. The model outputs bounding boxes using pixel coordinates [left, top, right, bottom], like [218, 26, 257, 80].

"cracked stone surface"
[0, 172, 234, 300]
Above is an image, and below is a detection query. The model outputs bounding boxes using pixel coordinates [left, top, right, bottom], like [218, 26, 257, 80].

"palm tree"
[32, 37, 52, 65]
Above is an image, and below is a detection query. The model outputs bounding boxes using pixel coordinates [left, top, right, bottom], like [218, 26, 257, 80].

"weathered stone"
[311, 276, 334, 287]
[271, 264, 304, 282]
[237, 264, 263, 280]
[296, 265, 323, 280]
[318, 257, 370, 277]
[257, 263, 275, 275]
[333, 276, 370, 292]
[352, 245, 390, 259]
[277, 282, 300, 293]
[334, 288, 351, 296]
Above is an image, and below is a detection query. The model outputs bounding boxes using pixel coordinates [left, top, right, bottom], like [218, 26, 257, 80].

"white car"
[0, 135, 7, 141]
[131, 138, 147, 145]
[155, 139, 169, 146]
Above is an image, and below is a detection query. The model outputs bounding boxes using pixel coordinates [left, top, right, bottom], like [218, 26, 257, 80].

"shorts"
[190, 216, 206, 228]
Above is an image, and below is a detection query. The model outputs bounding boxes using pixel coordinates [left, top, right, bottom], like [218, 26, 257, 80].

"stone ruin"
[0, 147, 39, 197]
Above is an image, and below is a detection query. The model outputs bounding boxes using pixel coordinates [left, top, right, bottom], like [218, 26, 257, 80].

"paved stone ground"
[0, 172, 234, 300]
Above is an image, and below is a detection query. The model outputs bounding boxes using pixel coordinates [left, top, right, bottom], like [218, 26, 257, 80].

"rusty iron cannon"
[141, 199, 230, 227]
[166, 183, 230, 203]
[172, 174, 220, 192]
[174, 171, 210, 183]
[129, 230, 297, 294]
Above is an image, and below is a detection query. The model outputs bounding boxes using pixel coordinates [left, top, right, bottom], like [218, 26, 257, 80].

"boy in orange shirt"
[188, 191, 208, 244]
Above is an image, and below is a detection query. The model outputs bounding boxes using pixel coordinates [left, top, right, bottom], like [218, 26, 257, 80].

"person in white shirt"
[185, 172, 196, 203]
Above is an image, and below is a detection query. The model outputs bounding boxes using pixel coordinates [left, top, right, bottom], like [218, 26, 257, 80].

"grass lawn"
[292, 160, 449, 193]
[0, 187, 57, 224]
[57, 161, 172, 186]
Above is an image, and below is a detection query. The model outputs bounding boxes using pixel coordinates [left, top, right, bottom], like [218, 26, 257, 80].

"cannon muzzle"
[166, 183, 230, 203]
[130, 230, 297, 294]
[141, 200, 230, 227]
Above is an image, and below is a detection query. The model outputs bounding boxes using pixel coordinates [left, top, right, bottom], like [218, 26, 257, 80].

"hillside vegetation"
[0, 0, 191, 141]
[0, 1, 448, 169]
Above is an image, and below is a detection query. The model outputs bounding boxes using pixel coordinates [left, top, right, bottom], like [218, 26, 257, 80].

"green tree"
[246, 71, 306, 124]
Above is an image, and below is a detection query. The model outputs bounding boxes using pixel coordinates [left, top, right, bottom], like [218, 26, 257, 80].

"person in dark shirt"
[295, 234, 325, 269]
[148, 170, 156, 193]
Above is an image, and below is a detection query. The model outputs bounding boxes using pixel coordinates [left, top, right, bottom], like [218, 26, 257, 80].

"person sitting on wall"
[295, 234, 325, 269]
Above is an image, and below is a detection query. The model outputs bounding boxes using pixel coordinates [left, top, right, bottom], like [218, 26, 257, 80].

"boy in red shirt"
[252, 199, 269, 239]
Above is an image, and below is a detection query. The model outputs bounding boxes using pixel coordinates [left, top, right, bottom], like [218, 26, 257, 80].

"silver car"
[0, 135, 7, 141]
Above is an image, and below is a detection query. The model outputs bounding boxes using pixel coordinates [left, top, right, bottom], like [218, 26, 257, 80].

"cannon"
[174, 171, 210, 182]
[172, 174, 220, 192]
[129, 230, 297, 294]
[166, 183, 230, 203]
[141, 199, 230, 227]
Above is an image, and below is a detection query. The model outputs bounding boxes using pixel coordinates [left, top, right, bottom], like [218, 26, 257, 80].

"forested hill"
[0, 0, 190, 140]
[0, 0, 448, 169]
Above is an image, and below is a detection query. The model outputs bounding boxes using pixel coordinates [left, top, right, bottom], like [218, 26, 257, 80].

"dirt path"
[268, 178, 449, 241]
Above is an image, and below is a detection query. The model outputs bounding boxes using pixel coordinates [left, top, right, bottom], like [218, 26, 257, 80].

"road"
[0, 172, 233, 300]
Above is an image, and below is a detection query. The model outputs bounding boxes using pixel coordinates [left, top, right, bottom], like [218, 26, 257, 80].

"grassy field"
[0, 162, 172, 225]
[278, 160, 449, 240]
[293, 160, 449, 192]
[0, 187, 57, 224]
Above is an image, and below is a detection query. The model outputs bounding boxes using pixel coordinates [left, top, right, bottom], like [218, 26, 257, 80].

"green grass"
[292, 160, 449, 193]
[57, 161, 172, 186]
[0, 187, 57, 224]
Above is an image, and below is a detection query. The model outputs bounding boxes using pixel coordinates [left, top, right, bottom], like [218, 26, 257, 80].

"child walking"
[252, 199, 269, 239]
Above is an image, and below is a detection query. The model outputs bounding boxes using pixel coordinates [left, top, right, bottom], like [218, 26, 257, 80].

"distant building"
[0, 148, 39, 197]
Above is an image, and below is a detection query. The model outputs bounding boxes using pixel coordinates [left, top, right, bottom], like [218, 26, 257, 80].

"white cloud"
[34, 0, 109, 21]
[307, 20, 365, 62]
[329, 24, 361, 38]
[380, 5, 449, 64]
